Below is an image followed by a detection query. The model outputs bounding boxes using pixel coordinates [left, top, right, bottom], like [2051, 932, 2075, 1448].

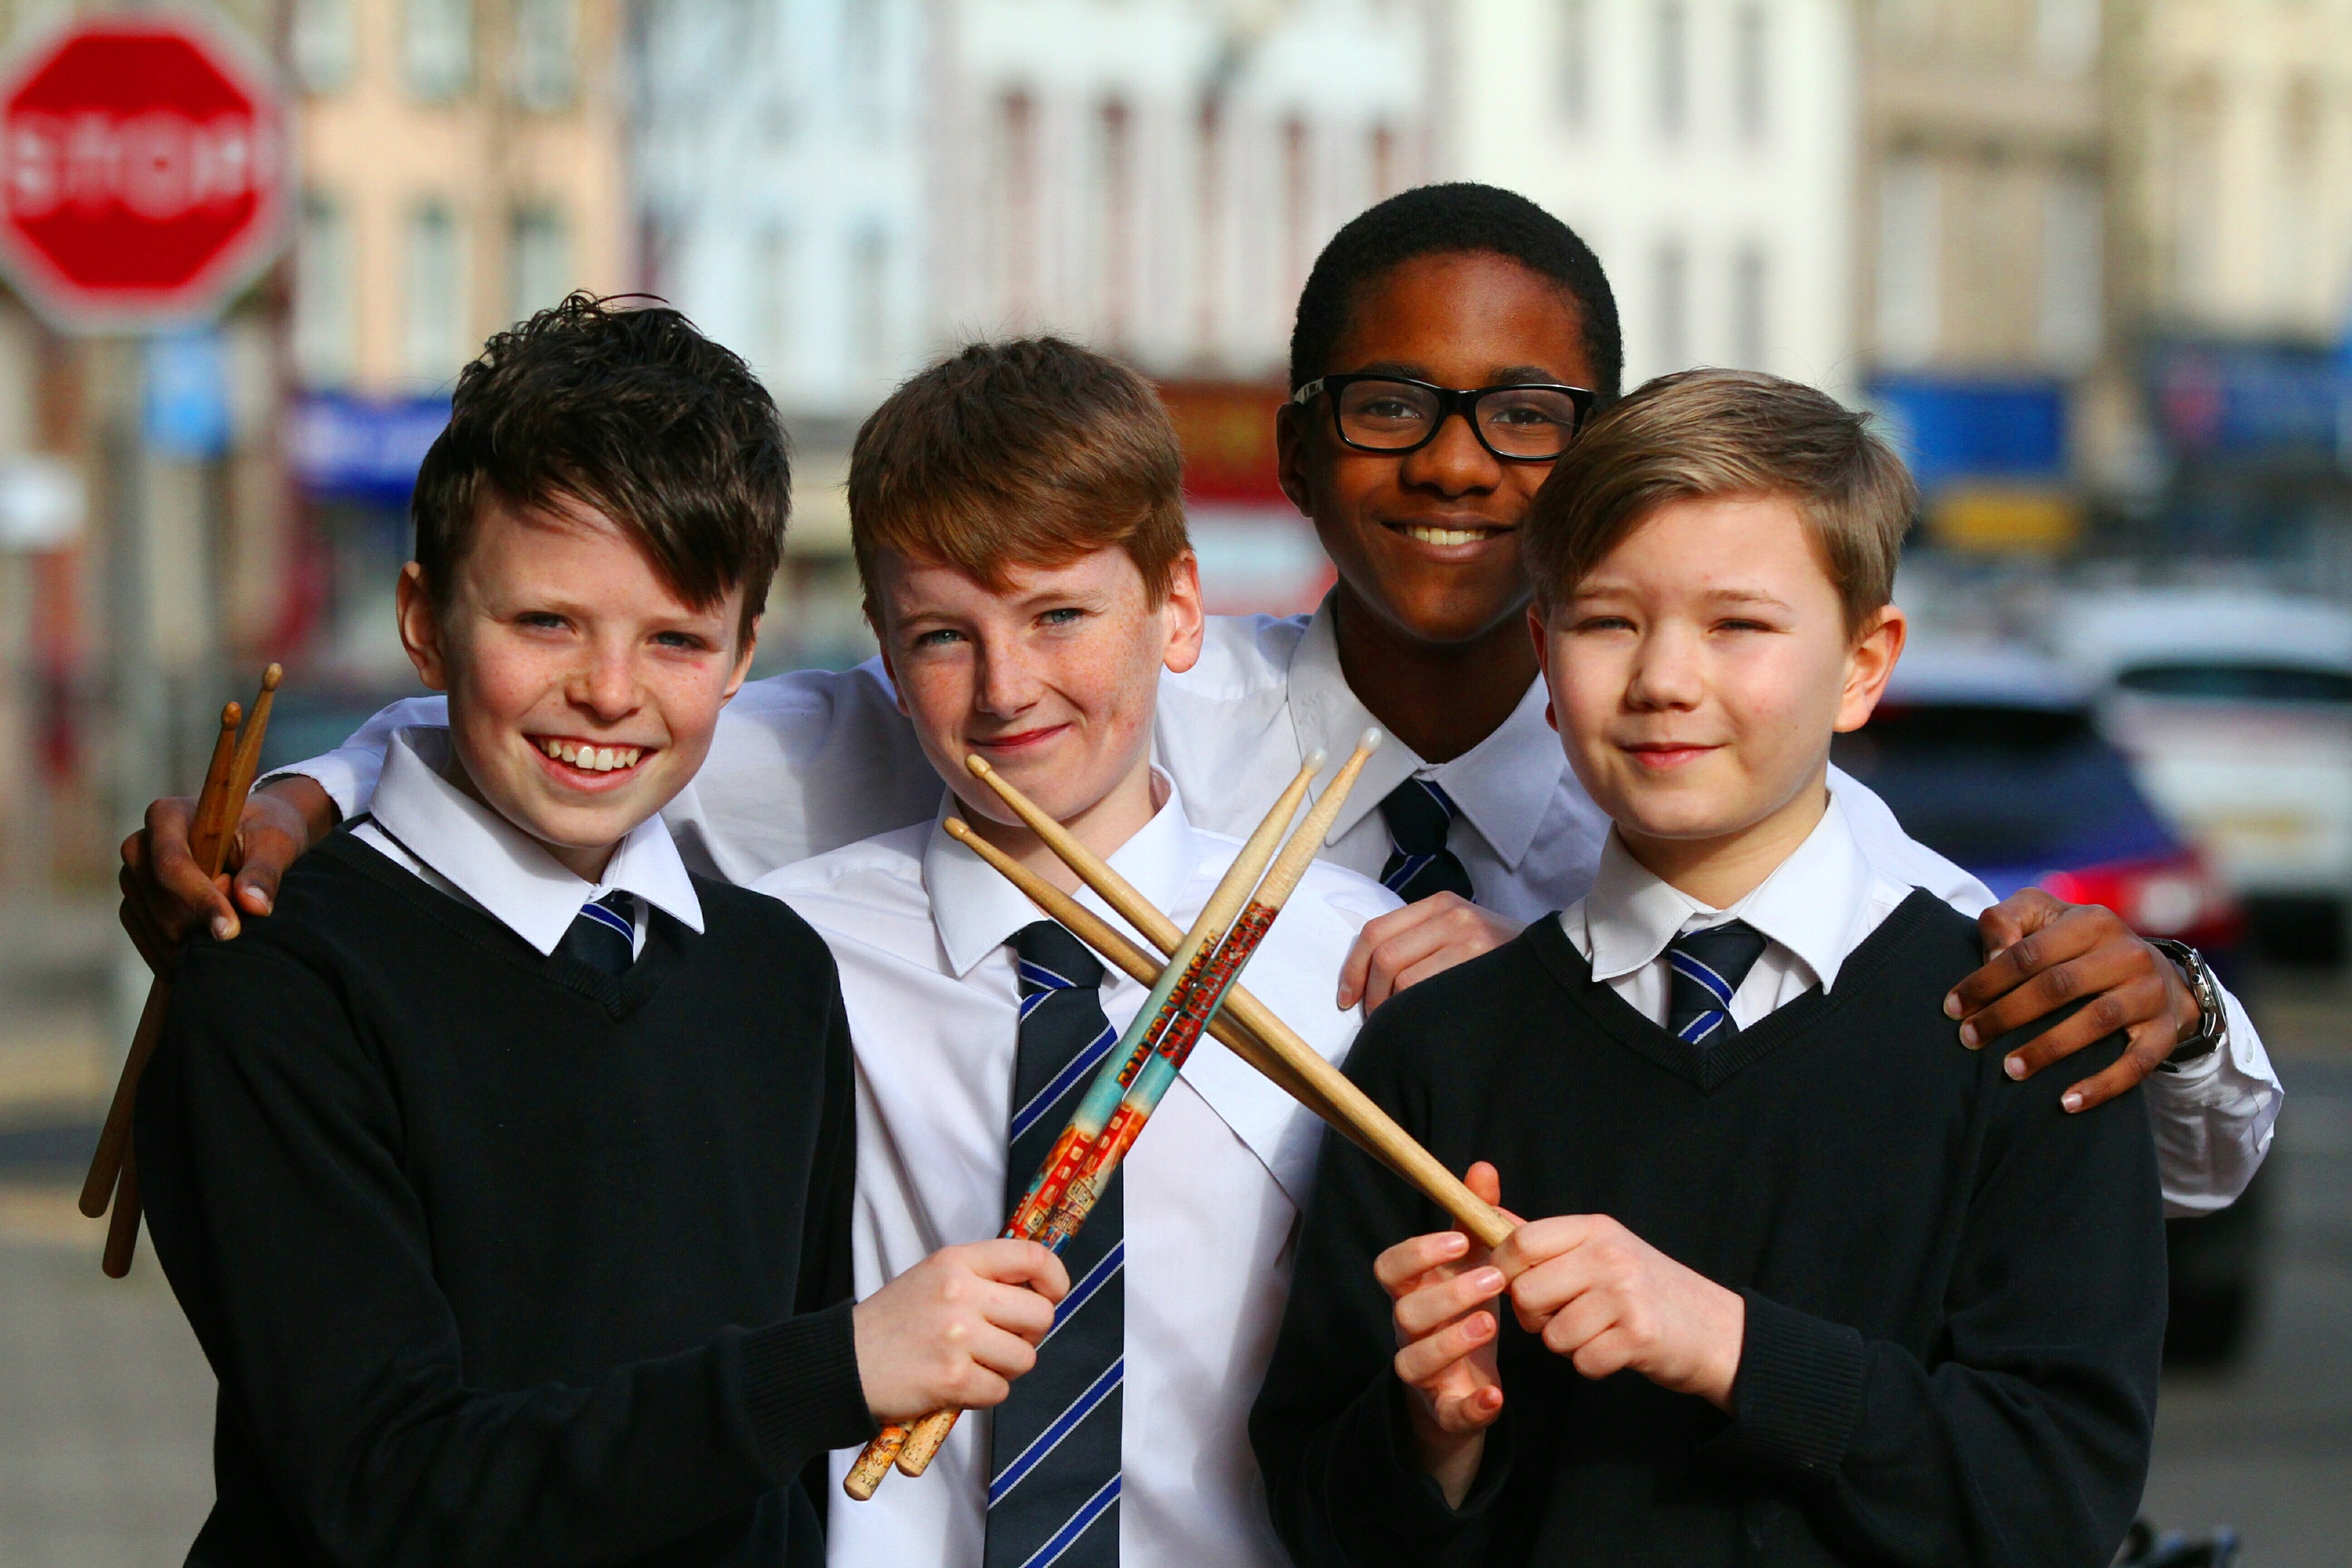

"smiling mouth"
[534, 737, 648, 774]
[970, 725, 1067, 753]
[1384, 520, 1515, 547]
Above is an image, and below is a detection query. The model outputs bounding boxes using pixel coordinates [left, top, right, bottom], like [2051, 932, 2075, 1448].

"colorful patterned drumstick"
[844, 746, 1327, 1500]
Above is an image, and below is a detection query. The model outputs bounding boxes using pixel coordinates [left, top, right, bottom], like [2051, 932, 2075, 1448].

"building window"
[750, 226, 793, 384]
[1734, 4, 1768, 144]
[1560, 0, 1591, 129]
[1096, 99, 1133, 345]
[405, 0, 473, 102]
[1732, 245, 1768, 368]
[1654, 238, 1688, 368]
[1195, 97, 1225, 354]
[2034, 0, 2099, 80]
[2166, 78, 2221, 315]
[852, 229, 889, 380]
[293, 192, 355, 387]
[403, 201, 468, 384]
[1655, 1, 1687, 140]
[993, 91, 1037, 322]
[844, 0, 884, 139]
[1370, 122, 1398, 203]
[511, 0, 577, 111]
[1875, 160, 1940, 366]
[292, 0, 356, 94]
[1283, 117, 1312, 304]
[508, 205, 570, 324]
[2038, 175, 2102, 368]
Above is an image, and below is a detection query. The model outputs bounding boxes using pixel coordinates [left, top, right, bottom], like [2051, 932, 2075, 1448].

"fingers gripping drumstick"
[844, 749, 1331, 1500]
[88, 665, 282, 1278]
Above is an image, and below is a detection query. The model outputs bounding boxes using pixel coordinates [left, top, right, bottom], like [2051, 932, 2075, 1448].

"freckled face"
[1537, 494, 1900, 865]
[1279, 250, 1598, 648]
[871, 546, 1205, 831]
[397, 496, 753, 878]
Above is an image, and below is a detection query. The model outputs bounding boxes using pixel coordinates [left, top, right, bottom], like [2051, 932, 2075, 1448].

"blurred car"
[2058, 589, 2352, 965]
[1834, 643, 2262, 1365]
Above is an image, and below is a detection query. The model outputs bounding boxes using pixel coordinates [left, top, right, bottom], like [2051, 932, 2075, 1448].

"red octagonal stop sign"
[0, 13, 287, 330]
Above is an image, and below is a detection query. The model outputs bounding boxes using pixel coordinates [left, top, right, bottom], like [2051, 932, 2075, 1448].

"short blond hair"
[1522, 368, 1916, 634]
[848, 338, 1189, 617]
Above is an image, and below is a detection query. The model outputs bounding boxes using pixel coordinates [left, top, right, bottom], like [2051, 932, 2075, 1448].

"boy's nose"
[973, 643, 1045, 716]
[573, 650, 642, 719]
[1397, 407, 1501, 498]
[1626, 631, 1704, 709]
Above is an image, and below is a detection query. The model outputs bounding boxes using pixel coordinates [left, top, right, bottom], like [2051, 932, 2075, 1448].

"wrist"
[1403, 1399, 1487, 1508]
[2147, 938, 2224, 1071]
[1694, 1281, 1747, 1410]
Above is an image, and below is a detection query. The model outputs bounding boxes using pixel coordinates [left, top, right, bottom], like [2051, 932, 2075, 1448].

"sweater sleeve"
[1249, 1020, 1515, 1568]
[135, 932, 875, 1568]
[1706, 1037, 2167, 1567]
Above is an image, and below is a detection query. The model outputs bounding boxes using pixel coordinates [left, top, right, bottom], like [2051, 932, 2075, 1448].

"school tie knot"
[555, 891, 635, 977]
[1665, 920, 1768, 1048]
[1379, 777, 1475, 902]
[1013, 919, 1105, 1002]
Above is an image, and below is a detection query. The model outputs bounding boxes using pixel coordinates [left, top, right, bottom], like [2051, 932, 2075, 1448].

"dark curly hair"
[410, 292, 789, 645]
[1289, 183, 1622, 400]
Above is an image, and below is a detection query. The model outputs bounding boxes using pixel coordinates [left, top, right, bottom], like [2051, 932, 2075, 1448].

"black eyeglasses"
[1291, 374, 1597, 462]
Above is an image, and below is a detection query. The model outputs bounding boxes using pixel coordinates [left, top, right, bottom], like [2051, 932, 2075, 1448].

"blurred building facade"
[287, 0, 626, 679]
[1440, 0, 1861, 392]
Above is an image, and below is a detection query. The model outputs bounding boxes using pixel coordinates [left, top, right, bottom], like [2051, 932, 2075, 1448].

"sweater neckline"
[1522, 888, 1945, 1093]
[314, 829, 694, 1018]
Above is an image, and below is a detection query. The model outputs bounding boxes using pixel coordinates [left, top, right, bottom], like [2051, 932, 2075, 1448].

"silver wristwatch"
[2146, 938, 2224, 1074]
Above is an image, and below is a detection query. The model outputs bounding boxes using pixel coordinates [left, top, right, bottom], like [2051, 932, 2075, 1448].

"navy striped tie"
[987, 921, 1122, 1568]
[1665, 920, 1768, 1049]
[554, 891, 634, 976]
[1379, 777, 1475, 903]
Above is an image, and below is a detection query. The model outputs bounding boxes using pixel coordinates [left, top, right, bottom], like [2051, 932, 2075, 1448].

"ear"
[1274, 400, 1315, 518]
[395, 563, 451, 692]
[722, 612, 759, 702]
[1833, 605, 1907, 734]
[1159, 552, 1206, 676]
[1527, 603, 1559, 732]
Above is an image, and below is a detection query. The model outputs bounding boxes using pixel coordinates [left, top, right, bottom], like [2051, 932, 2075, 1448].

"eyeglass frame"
[1289, 373, 1599, 463]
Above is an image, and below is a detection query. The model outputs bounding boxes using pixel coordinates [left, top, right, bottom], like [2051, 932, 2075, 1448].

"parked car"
[1834, 643, 2263, 1365]
[2058, 589, 2352, 965]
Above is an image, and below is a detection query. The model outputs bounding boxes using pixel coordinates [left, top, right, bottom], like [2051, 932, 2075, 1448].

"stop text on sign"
[7, 110, 274, 222]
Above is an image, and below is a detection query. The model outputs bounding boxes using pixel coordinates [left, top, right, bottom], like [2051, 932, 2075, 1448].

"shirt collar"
[369, 726, 704, 955]
[1581, 793, 1874, 992]
[1283, 592, 1567, 867]
[923, 768, 1196, 979]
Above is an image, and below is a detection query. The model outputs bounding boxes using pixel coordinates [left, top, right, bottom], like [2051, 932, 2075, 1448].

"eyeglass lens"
[1333, 378, 1582, 458]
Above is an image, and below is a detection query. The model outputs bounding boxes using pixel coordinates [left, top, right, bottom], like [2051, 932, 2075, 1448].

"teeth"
[1405, 526, 1492, 546]
[539, 739, 644, 771]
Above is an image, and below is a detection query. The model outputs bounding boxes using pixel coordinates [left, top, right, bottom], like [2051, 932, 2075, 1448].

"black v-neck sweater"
[136, 831, 874, 1568]
[1251, 891, 2165, 1568]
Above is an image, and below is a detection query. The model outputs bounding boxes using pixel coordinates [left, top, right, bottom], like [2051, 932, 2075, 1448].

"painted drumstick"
[844, 748, 1325, 1498]
[966, 746, 1513, 1251]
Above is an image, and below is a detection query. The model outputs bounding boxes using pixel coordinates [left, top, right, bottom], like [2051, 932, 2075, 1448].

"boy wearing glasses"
[125, 184, 2277, 1228]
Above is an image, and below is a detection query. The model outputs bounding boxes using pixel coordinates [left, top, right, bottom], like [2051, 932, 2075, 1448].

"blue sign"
[289, 393, 449, 502]
[1871, 376, 2068, 489]
[144, 329, 232, 459]
[2150, 343, 2344, 458]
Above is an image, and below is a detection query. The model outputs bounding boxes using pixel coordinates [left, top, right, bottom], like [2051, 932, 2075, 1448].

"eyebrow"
[1334, 359, 1577, 387]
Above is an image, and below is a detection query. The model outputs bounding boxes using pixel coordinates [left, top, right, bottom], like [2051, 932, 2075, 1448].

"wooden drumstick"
[968, 751, 1512, 1251]
[844, 751, 1326, 1499]
[93, 664, 282, 1278]
[81, 701, 240, 1220]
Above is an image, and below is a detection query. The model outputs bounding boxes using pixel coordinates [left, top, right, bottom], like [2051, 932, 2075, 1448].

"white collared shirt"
[1564, 796, 1916, 1031]
[753, 784, 1398, 1568]
[282, 595, 2278, 1214]
[350, 726, 704, 957]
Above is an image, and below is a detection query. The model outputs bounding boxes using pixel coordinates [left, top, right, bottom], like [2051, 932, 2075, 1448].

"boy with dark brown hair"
[136, 298, 1064, 1568]
[1252, 369, 2166, 1568]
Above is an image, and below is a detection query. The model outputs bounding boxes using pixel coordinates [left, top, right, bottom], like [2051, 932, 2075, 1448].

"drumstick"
[939, 817, 1384, 1167]
[93, 664, 282, 1278]
[968, 750, 1513, 1251]
[80, 701, 241, 1220]
[846, 751, 1325, 1499]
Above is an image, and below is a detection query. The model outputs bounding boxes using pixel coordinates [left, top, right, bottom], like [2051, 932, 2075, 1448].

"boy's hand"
[1338, 894, 1524, 1011]
[851, 1239, 1069, 1424]
[1494, 1214, 1744, 1411]
[1378, 1161, 1513, 1506]
[1944, 889, 2203, 1114]
[118, 778, 333, 968]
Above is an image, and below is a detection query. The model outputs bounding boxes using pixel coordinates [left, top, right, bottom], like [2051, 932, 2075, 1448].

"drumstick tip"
[964, 754, 993, 780]
[1300, 747, 1327, 772]
[260, 663, 283, 690]
[1355, 727, 1383, 755]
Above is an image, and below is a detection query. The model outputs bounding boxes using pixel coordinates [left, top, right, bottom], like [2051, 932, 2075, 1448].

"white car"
[2056, 590, 2352, 957]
